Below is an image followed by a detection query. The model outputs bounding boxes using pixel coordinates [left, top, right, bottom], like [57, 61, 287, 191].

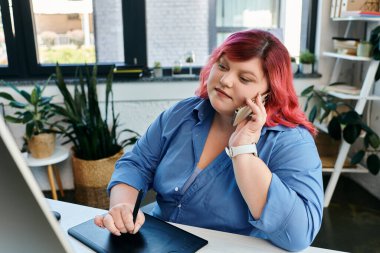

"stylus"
[132, 189, 143, 223]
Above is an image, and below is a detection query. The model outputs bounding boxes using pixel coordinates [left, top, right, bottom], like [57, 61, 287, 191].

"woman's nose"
[219, 73, 234, 88]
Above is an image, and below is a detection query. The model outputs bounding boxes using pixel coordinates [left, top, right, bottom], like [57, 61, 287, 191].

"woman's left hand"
[229, 94, 267, 147]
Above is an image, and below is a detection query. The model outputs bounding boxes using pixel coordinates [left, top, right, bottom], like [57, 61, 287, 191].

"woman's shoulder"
[265, 125, 314, 143]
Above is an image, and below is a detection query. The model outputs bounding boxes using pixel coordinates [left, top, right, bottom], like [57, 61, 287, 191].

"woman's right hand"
[94, 203, 145, 235]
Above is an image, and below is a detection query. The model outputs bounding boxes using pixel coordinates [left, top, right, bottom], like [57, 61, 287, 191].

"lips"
[215, 88, 232, 99]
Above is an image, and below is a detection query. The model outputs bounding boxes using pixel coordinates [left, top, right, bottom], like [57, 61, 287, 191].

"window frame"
[209, 0, 319, 55]
[0, 0, 147, 79]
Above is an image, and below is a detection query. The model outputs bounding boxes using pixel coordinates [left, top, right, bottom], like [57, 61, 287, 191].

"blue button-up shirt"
[108, 97, 323, 251]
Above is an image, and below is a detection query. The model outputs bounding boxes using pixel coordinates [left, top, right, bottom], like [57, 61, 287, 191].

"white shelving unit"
[322, 19, 380, 207]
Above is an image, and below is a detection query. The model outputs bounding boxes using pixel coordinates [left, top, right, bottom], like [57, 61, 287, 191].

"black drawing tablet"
[68, 213, 208, 253]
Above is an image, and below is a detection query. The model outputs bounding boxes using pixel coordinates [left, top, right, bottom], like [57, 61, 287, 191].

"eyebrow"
[219, 56, 261, 79]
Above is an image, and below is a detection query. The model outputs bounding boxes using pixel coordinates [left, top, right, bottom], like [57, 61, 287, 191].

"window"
[0, 6, 8, 66]
[0, 0, 317, 79]
[0, 0, 145, 79]
[31, 0, 96, 64]
[214, 0, 280, 47]
[211, 0, 317, 58]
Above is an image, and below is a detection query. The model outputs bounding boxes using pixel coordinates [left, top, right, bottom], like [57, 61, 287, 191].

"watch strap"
[225, 144, 258, 158]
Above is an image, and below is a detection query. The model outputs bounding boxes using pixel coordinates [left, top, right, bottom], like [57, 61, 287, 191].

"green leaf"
[4, 115, 23, 124]
[26, 122, 34, 139]
[343, 124, 361, 144]
[19, 90, 31, 103]
[367, 132, 380, 149]
[340, 111, 361, 125]
[0, 92, 15, 101]
[367, 154, 380, 175]
[301, 85, 314, 96]
[319, 109, 331, 123]
[9, 101, 27, 109]
[351, 150, 365, 165]
[325, 102, 337, 111]
[304, 93, 313, 112]
[22, 111, 33, 123]
[309, 105, 317, 122]
[328, 116, 342, 140]
[30, 88, 38, 105]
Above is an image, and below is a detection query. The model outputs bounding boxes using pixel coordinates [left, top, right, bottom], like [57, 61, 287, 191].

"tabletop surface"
[24, 146, 69, 167]
[47, 199, 345, 253]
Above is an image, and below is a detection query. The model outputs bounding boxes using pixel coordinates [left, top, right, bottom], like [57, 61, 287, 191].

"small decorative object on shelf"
[357, 41, 373, 57]
[332, 37, 360, 55]
[299, 50, 315, 74]
[301, 85, 380, 175]
[0, 80, 59, 158]
[172, 60, 182, 76]
[153, 61, 163, 78]
[185, 50, 196, 76]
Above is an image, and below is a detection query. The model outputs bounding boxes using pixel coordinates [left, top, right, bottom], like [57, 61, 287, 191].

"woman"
[95, 29, 323, 251]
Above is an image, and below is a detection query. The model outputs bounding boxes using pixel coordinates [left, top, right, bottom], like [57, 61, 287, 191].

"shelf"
[320, 154, 369, 173]
[323, 52, 372, 61]
[322, 167, 368, 173]
[323, 161, 369, 174]
[323, 91, 380, 101]
[332, 17, 380, 22]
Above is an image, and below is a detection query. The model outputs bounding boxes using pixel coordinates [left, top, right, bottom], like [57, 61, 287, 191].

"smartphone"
[232, 92, 270, 126]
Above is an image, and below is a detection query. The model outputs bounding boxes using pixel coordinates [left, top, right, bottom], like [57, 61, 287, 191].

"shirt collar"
[193, 98, 214, 122]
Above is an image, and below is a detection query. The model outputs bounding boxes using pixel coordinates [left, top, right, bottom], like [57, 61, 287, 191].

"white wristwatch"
[225, 144, 258, 158]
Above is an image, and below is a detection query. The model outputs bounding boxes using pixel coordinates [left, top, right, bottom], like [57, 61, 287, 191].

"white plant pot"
[300, 63, 313, 74]
[153, 68, 163, 78]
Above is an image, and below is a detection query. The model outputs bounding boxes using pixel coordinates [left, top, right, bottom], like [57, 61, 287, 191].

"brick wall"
[146, 0, 209, 67]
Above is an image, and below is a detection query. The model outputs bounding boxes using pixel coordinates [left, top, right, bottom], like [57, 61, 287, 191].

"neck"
[213, 112, 235, 133]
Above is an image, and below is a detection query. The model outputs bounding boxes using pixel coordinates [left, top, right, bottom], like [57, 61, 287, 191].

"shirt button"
[174, 187, 179, 192]
[178, 204, 182, 208]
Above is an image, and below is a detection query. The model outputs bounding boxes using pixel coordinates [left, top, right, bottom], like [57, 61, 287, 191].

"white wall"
[145, 0, 209, 67]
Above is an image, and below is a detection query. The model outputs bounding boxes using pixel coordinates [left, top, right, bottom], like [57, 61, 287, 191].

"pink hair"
[195, 29, 316, 136]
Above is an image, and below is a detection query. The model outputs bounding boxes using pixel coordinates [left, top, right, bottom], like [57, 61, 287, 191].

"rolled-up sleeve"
[107, 110, 167, 194]
[249, 128, 323, 251]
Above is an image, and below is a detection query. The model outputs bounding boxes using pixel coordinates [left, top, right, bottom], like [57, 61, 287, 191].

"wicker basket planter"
[28, 133, 56, 158]
[72, 150, 123, 209]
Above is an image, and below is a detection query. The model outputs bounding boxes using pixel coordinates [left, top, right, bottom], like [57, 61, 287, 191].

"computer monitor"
[0, 116, 74, 253]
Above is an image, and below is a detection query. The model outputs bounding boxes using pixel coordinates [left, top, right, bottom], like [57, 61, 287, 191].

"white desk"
[25, 147, 69, 200]
[48, 199, 344, 253]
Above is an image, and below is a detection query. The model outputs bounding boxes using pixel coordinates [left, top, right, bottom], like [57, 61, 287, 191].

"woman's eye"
[218, 63, 227, 71]
[240, 77, 250, 83]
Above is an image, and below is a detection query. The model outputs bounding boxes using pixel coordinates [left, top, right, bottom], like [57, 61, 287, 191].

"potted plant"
[0, 80, 58, 158]
[172, 60, 182, 76]
[301, 85, 380, 175]
[52, 64, 140, 208]
[291, 57, 298, 74]
[299, 50, 315, 74]
[153, 61, 163, 78]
